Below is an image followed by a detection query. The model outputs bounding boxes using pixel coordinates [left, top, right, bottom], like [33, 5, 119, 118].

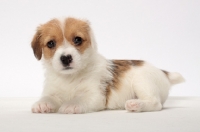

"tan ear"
[31, 29, 42, 60]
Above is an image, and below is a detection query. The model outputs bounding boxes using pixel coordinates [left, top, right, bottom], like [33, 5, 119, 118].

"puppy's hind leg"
[125, 98, 162, 112]
[125, 80, 164, 112]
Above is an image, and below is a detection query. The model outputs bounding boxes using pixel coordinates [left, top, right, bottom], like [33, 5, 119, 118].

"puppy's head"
[31, 17, 97, 74]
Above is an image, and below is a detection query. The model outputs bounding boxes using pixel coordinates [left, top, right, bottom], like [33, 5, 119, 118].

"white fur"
[32, 18, 185, 114]
[33, 50, 111, 113]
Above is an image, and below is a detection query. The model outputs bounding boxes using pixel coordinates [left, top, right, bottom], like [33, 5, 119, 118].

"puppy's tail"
[163, 70, 185, 85]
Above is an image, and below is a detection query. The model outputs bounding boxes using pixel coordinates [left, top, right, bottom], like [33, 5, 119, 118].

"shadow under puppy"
[31, 17, 185, 114]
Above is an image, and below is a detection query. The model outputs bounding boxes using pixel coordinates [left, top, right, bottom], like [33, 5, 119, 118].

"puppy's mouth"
[63, 67, 73, 70]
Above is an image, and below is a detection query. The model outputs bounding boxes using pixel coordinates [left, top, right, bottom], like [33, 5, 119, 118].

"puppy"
[31, 17, 185, 114]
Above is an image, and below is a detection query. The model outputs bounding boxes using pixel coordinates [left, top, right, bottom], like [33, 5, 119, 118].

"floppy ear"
[31, 29, 42, 60]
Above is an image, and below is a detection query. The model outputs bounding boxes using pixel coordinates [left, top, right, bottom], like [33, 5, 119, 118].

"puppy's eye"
[73, 36, 82, 46]
[47, 40, 56, 48]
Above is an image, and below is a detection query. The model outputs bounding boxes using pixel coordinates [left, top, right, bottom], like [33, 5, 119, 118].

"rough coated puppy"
[31, 17, 185, 114]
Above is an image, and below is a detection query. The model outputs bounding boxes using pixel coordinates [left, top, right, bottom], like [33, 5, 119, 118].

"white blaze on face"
[52, 43, 81, 74]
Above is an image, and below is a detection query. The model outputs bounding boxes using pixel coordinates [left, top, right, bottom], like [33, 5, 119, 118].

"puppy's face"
[31, 18, 94, 74]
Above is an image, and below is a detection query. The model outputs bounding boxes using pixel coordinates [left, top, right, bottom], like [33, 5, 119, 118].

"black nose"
[60, 55, 73, 66]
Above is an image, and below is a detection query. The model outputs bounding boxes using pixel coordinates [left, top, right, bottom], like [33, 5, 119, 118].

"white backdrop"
[0, 0, 199, 97]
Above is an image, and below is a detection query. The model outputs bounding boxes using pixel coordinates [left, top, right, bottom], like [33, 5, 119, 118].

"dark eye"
[47, 40, 56, 48]
[73, 36, 83, 46]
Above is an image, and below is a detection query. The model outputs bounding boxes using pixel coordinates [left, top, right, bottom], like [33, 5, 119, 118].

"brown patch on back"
[31, 19, 64, 60]
[111, 60, 132, 87]
[105, 60, 144, 106]
[131, 60, 144, 66]
[64, 18, 91, 54]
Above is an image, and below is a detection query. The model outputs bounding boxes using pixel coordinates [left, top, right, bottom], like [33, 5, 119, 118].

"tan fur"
[131, 60, 144, 66]
[41, 19, 64, 59]
[64, 18, 91, 54]
[31, 31, 42, 60]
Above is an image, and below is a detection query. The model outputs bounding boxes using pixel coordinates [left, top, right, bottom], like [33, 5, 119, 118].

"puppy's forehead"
[44, 17, 90, 44]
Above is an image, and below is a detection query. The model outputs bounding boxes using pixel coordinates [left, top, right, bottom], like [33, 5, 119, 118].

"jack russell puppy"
[31, 17, 185, 114]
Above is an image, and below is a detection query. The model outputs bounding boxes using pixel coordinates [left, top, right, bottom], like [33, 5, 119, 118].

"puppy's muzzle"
[60, 54, 73, 66]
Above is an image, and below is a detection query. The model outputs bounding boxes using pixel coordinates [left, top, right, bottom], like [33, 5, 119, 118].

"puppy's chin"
[51, 63, 80, 75]
[58, 69, 78, 75]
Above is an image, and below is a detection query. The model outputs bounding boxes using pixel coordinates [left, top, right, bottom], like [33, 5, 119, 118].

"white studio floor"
[0, 97, 200, 132]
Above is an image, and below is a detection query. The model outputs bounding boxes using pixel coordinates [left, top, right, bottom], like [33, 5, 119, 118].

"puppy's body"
[31, 17, 184, 114]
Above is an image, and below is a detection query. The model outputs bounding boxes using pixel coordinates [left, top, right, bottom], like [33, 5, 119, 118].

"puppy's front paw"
[125, 100, 143, 112]
[32, 102, 57, 113]
[58, 104, 83, 114]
